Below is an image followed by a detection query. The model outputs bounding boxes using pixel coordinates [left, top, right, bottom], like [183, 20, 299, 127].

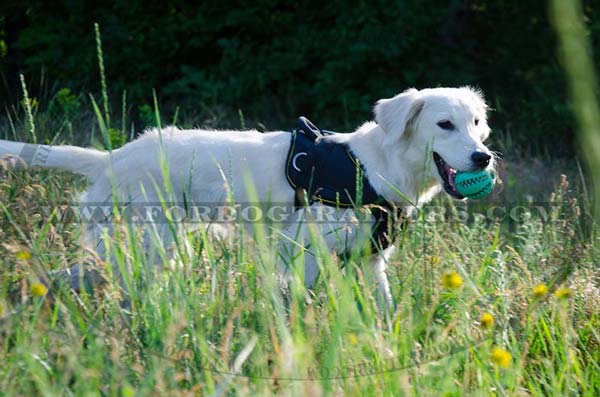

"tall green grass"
[0, 160, 597, 396]
[550, 0, 600, 221]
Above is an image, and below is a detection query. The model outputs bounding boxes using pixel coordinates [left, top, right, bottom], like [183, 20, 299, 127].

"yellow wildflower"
[555, 287, 572, 300]
[441, 271, 463, 290]
[490, 347, 511, 368]
[16, 250, 31, 261]
[532, 283, 548, 298]
[480, 312, 494, 329]
[348, 333, 359, 345]
[30, 282, 47, 297]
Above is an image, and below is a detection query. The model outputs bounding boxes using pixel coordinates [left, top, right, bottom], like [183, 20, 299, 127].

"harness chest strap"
[285, 117, 405, 251]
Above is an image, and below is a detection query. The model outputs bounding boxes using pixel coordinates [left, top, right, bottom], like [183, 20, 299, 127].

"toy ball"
[454, 170, 495, 199]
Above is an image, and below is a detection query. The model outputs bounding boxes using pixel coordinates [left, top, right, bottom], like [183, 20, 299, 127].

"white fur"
[0, 87, 493, 307]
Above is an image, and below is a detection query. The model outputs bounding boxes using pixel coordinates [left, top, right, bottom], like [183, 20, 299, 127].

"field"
[0, 115, 599, 396]
[1, 2, 600, 395]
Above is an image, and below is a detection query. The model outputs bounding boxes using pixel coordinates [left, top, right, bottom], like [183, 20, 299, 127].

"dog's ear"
[374, 88, 424, 144]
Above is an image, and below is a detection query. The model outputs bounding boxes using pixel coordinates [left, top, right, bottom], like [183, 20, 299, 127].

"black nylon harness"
[285, 117, 403, 251]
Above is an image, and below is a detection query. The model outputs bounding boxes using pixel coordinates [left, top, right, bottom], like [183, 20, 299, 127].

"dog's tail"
[0, 139, 108, 178]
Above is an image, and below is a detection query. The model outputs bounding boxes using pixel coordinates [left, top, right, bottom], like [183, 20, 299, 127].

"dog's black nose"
[471, 151, 492, 168]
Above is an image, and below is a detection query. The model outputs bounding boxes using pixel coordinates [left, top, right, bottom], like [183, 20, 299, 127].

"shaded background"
[0, 0, 598, 156]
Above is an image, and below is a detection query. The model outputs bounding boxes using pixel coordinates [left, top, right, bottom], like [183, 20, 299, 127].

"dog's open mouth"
[433, 152, 464, 199]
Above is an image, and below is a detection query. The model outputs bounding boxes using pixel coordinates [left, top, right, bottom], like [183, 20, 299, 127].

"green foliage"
[0, 16, 6, 58]
[107, 127, 126, 148]
[1, 1, 598, 153]
[48, 87, 81, 116]
[138, 104, 157, 128]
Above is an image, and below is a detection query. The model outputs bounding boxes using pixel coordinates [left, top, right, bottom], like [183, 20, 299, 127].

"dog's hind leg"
[49, 263, 105, 293]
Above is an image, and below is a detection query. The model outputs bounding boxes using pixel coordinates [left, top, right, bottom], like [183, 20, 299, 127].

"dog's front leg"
[277, 206, 324, 289]
[278, 204, 352, 289]
[371, 245, 396, 309]
[279, 204, 398, 309]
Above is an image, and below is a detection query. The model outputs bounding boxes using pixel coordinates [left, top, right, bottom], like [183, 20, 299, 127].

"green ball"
[454, 170, 495, 199]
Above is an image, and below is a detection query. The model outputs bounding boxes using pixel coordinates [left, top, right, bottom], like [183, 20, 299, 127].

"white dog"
[0, 87, 494, 306]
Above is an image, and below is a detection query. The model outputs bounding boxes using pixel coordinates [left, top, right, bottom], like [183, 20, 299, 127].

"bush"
[1, 1, 598, 154]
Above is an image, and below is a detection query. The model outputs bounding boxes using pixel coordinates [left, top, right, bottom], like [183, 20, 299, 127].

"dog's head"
[375, 87, 494, 199]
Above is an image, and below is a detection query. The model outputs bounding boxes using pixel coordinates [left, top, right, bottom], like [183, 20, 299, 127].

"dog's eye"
[475, 118, 480, 126]
[437, 120, 454, 130]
